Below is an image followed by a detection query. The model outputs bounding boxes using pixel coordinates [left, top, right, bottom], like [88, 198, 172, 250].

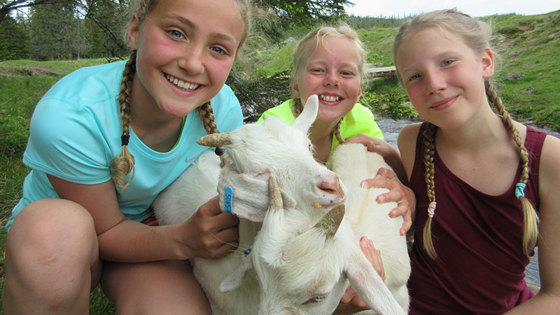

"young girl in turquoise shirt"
[4, 0, 251, 313]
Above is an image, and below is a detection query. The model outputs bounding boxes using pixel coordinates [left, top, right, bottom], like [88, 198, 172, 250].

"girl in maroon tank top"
[392, 9, 560, 314]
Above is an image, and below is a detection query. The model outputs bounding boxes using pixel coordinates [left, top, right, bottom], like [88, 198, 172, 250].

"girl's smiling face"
[294, 36, 364, 125]
[395, 26, 494, 129]
[128, 0, 245, 118]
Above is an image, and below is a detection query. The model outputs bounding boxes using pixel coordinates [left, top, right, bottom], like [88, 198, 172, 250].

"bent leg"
[3, 199, 100, 314]
[102, 260, 211, 315]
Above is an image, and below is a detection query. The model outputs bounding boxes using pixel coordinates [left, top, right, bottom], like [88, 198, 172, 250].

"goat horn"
[314, 205, 345, 238]
[268, 176, 283, 211]
[197, 133, 232, 147]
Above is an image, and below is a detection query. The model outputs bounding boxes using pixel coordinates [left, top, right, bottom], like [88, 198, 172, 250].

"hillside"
[244, 11, 560, 131]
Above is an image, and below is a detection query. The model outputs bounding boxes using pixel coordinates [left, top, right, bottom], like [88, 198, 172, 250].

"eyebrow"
[162, 14, 238, 44]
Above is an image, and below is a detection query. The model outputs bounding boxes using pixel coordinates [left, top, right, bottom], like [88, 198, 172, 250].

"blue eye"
[408, 73, 421, 82]
[167, 29, 184, 39]
[210, 46, 227, 55]
[442, 59, 455, 67]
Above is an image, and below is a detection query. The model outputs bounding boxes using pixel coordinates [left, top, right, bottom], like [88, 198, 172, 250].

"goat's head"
[219, 177, 405, 315]
[197, 95, 345, 221]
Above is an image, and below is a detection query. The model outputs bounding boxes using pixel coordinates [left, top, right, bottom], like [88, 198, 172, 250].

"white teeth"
[166, 74, 199, 91]
[320, 95, 340, 102]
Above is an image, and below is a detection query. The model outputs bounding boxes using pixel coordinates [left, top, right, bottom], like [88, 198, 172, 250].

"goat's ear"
[292, 94, 319, 132]
[219, 255, 254, 292]
[218, 169, 271, 222]
[345, 251, 405, 314]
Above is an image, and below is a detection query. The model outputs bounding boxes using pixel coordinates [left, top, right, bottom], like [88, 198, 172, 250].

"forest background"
[0, 0, 559, 312]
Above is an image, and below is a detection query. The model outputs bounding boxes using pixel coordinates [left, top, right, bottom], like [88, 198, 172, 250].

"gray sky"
[344, 0, 559, 17]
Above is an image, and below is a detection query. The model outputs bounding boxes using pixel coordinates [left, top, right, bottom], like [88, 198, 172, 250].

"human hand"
[334, 237, 384, 314]
[344, 134, 396, 158]
[360, 168, 414, 235]
[180, 195, 239, 259]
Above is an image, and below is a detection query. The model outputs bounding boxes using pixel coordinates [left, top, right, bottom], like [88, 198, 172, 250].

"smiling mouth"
[320, 94, 340, 102]
[165, 73, 199, 91]
[431, 96, 457, 110]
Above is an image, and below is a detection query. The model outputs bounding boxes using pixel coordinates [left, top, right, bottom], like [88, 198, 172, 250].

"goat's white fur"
[152, 95, 409, 314]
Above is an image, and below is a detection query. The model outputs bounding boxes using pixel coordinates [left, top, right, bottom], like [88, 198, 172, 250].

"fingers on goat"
[400, 214, 413, 236]
[360, 237, 385, 281]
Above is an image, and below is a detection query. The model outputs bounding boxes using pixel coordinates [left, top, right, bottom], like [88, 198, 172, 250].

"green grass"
[0, 58, 116, 73]
[0, 58, 114, 313]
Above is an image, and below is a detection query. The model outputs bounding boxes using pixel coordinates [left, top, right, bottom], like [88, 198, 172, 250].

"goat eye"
[302, 295, 327, 304]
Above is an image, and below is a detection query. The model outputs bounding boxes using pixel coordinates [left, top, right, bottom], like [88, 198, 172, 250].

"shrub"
[360, 91, 417, 120]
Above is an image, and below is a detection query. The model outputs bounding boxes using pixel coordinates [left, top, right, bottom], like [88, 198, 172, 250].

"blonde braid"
[111, 51, 137, 189]
[198, 101, 226, 164]
[291, 97, 303, 117]
[334, 120, 344, 144]
[422, 123, 438, 259]
[198, 102, 220, 134]
[486, 80, 539, 256]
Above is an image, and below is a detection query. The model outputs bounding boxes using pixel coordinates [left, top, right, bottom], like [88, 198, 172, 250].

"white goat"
[152, 95, 407, 314]
[227, 143, 410, 314]
[327, 143, 410, 312]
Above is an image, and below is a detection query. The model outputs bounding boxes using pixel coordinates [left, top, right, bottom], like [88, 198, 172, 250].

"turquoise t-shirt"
[258, 99, 384, 151]
[7, 60, 243, 229]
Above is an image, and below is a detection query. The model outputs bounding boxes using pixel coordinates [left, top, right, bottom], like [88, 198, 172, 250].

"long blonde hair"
[290, 24, 367, 144]
[394, 9, 538, 259]
[112, 0, 252, 189]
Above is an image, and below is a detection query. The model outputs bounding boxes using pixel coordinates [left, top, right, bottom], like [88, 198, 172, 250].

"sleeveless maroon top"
[408, 123, 546, 314]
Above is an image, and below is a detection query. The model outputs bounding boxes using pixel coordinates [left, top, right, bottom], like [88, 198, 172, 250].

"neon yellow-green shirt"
[258, 99, 384, 151]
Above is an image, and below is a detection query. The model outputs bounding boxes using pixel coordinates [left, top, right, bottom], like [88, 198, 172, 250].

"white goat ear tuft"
[219, 255, 254, 292]
[292, 94, 319, 132]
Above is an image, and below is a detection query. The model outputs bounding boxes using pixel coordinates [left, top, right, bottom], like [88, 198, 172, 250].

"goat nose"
[318, 175, 344, 199]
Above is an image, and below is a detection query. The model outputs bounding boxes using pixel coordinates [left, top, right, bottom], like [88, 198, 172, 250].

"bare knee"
[4, 199, 99, 313]
[103, 260, 211, 315]
[7, 198, 98, 262]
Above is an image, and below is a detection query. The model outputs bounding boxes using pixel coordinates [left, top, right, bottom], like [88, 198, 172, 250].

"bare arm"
[505, 135, 560, 313]
[48, 175, 239, 262]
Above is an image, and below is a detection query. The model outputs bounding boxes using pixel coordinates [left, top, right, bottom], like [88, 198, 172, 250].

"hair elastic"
[515, 182, 526, 199]
[427, 201, 437, 218]
[121, 134, 130, 146]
